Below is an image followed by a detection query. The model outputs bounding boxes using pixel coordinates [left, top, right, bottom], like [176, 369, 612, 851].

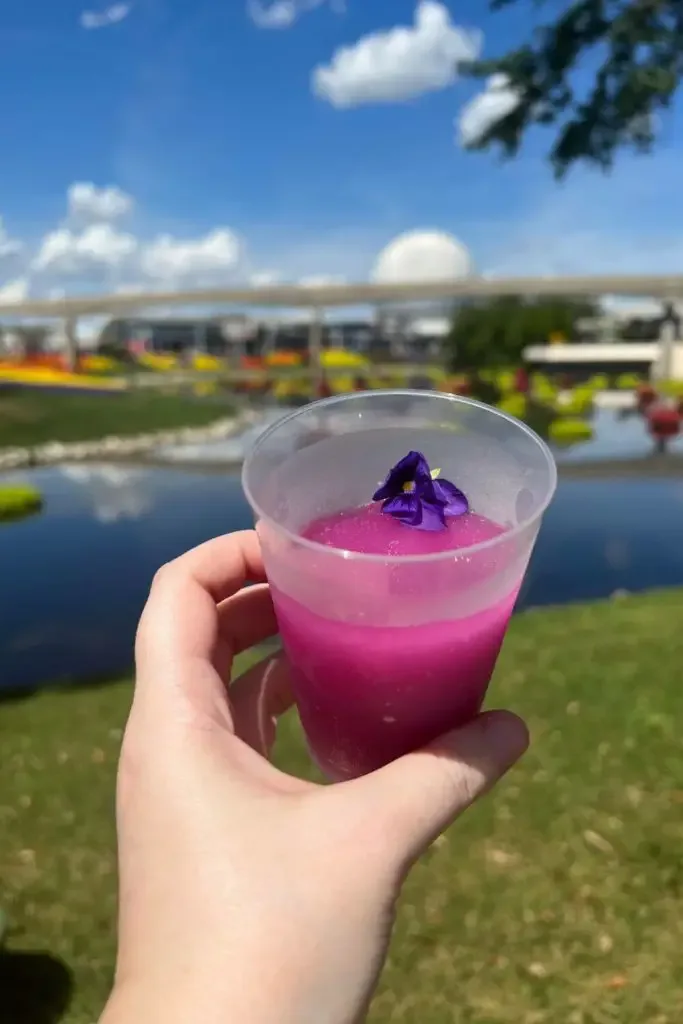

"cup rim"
[241, 389, 558, 564]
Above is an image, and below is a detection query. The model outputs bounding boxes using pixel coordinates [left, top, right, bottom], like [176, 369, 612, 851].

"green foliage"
[465, 0, 683, 175]
[549, 416, 594, 443]
[0, 483, 43, 522]
[658, 379, 683, 398]
[448, 296, 597, 372]
[0, 390, 234, 450]
[557, 386, 594, 416]
[531, 373, 559, 402]
[496, 393, 528, 419]
[495, 369, 517, 394]
[616, 372, 643, 390]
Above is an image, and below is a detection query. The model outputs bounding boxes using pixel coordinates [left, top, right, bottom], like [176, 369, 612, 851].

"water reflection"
[555, 408, 683, 463]
[58, 465, 153, 523]
[2, 458, 683, 690]
[0, 465, 251, 690]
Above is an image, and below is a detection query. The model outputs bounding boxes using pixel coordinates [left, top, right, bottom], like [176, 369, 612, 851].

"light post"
[308, 306, 324, 395]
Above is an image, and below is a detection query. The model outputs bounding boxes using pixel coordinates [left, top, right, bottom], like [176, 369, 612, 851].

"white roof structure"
[409, 316, 451, 337]
[372, 230, 473, 285]
[600, 296, 683, 321]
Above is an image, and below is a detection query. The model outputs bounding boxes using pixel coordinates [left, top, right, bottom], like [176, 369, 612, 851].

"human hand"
[102, 531, 528, 1024]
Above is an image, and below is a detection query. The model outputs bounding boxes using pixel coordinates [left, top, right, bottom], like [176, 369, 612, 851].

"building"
[0, 325, 52, 359]
[97, 315, 259, 357]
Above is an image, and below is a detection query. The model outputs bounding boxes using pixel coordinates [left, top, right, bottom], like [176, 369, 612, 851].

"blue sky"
[1, 0, 683, 305]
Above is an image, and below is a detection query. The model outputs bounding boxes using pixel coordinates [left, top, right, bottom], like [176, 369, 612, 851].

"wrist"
[102, 979, 232, 1024]
[101, 974, 307, 1024]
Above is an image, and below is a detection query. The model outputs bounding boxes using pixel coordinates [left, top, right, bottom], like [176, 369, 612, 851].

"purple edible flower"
[372, 450, 469, 532]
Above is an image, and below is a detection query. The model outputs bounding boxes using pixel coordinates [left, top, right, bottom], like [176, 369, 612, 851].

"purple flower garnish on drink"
[372, 450, 469, 531]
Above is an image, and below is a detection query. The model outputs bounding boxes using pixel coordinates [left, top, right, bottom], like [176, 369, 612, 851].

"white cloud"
[247, 0, 343, 30]
[0, 277, 29, 303]
[250, 270, 282, 286]
[458, 74, 521, 147]
[68, 182, 134, 222]
[33, 224, 138, 275]
[313, 1, 480, 108]
[0, 217, 22, 260]
[80, 3, 132, 30]
[140, 229, 242, 283]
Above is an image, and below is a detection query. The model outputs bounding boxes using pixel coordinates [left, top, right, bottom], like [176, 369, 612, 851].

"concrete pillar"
[654, 300, 680, 380]
[308, 307, 324, 391]
[63, 316, 79, 372]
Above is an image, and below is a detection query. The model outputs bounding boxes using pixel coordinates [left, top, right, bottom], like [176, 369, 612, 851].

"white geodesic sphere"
[372, 230, 473, 284]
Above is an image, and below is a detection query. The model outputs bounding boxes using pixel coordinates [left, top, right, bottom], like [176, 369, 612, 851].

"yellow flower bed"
[81, 354, 119, 374]
[321, 349, 369, 369]
[136, 352, 179, 372]
[272, 377, 310, 400]
[192, 353, 224, 372]
[0, 365, 125, 391]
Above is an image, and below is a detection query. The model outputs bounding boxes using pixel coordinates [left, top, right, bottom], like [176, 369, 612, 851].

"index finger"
[136, 530, 267, 678]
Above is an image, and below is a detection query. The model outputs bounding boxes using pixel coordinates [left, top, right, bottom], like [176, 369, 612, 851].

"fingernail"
[476, 710, 530, 768]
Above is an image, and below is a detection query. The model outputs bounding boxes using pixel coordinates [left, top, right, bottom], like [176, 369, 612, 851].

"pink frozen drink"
[242, 391, 556, 782]
[272, 504, 516, 779]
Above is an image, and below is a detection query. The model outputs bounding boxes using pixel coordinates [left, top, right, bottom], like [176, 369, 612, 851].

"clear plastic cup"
[242, 390, 557, 781]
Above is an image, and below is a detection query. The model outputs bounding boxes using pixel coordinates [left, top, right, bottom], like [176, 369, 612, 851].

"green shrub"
[616, 372, 642, 390]
[496, 393, 528, 419]
[495, 369, 516, 394]
[556, 386, 594, 416]
[587, 373, 610, 391]
[658, 379, 683, 398]
[0, 483, 43, 522]
[531, 373, 558, 402]
[549, 417, 594, 444]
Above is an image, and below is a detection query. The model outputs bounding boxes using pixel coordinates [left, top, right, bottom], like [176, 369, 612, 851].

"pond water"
[2, 409, 683, 691]
[555, 408, 683, 464]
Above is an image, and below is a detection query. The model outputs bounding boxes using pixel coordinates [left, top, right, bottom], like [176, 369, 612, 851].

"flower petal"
[417, 500, 448, 532]
[382, 493, 423, 526]
[414, 474, 441, 506]
[372, 450, 431, 501]
[432, 478, 469, 517]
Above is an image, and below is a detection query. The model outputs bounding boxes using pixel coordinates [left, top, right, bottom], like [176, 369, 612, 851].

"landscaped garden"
[2, 589, 683, 1023]
[0, 388, 234, 450]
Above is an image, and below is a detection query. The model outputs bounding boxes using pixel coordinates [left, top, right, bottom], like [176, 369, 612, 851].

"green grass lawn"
[0, 390, 234, 450]
[2, 590, 683, 1023]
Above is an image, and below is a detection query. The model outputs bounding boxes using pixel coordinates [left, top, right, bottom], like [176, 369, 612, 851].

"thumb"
[345, 711, 529, 870]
